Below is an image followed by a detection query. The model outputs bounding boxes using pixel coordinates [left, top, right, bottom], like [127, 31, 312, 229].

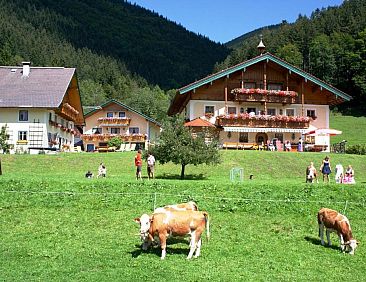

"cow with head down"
[134, 210, 210, 260]
[318, 207, 359, 254]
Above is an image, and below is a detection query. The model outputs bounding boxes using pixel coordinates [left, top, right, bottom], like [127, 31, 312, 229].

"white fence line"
[2, 190, 365, 206]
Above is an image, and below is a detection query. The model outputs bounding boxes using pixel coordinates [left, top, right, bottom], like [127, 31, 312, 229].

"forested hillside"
[218, 0, 366, 115]
[0, 0, 228, 121]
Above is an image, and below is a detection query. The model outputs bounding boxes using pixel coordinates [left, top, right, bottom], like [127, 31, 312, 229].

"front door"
[86, 144, 95, 152]
[255, 133, 268, 144]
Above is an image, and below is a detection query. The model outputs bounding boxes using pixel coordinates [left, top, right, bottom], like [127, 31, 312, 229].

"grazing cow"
[317, 208, 359, 254]
[153, 201, 198, 213]
[134, 210, 209, 259]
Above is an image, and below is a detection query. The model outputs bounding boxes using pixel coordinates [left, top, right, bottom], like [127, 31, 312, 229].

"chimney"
[22, 62, 31, 77]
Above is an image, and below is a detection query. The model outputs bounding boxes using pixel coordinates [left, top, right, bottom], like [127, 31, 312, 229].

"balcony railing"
[97, 117, 131, 126]
[217, 114, 311, 129]
[231, 88, 298, 104]
[81, 133, 147, 142]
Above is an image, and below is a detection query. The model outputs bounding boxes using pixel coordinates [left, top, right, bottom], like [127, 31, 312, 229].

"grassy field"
[1, 151, 366, 281]
[330, 113, 366, 145]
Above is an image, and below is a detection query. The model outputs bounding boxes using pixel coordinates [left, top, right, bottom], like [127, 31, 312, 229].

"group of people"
[306, 156, 355, 184]
[84, 150, 156, 180]
[85, 162, 107, 179]
[134, 149, 156, 180]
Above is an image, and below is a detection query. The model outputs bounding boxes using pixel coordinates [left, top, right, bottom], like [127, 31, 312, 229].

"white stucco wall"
[0, 108, 75, 153]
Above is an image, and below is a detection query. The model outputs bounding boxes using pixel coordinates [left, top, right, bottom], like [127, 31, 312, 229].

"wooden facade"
[81, 100, 161, 152]
[169, 52, 352, 151]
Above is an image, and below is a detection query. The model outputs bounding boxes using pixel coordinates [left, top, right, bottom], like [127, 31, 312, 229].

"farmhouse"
[0, 62, 84, 153]
[168, 42, 352, 152]
[81, 99, 161, 152]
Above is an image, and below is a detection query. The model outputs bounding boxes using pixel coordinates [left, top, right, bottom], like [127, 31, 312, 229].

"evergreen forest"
[0, 0, 365, 120]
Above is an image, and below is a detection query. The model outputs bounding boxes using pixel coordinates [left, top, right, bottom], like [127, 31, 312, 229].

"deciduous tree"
[151, 117, 220, 179]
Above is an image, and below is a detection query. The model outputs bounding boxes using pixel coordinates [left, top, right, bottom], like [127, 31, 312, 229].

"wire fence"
[2, 190, 365, 215]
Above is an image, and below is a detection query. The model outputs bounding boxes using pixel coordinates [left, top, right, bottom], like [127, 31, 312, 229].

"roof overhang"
[168, 53, 352, 115]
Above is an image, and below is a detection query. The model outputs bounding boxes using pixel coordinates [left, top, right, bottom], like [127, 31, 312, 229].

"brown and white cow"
[153, 201, 198, 213]
[317, 207, 359, 254]
[134, 210, 209, 259]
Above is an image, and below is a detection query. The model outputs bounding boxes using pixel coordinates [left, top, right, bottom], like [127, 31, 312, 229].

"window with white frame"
[129, 127, 139, 134]
[244, 82, 256, 89]
[106, 112, 113, 117]
[18, 131, 27, 140]
[286, 108, 295, 116]
[267, 108, 276, 116]
[119, 111, 126, 118]
[110, 128, 120, 134]
[92, 127, 101, 134]
[19, 110, 28, 121]
[204, 106, 215, 115]
[306, 109, 316, 118]
[228, 106, 237, 115]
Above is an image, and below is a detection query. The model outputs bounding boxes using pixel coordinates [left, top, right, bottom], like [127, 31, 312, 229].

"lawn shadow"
[304, 236, 340, 251]
[130, 238, 190, 258]
[155, 173, 207, 180]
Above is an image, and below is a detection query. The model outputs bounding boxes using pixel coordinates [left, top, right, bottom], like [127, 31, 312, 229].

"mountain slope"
[4, 0, 229, 90]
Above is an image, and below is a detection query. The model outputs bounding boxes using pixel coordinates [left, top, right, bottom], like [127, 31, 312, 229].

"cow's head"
[134, 214, 152, 242]
[345, 239, 359, 255]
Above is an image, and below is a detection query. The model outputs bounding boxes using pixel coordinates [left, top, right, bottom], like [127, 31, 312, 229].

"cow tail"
[203, 212, 210, 240]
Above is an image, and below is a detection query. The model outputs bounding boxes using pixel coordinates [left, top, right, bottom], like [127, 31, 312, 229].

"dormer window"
[106, 112, 113, 118]
[119, 111, 126, 118]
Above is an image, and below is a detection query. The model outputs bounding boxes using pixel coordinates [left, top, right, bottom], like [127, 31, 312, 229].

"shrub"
[346, 144, 366, 155]
[108, 137, 122, 148]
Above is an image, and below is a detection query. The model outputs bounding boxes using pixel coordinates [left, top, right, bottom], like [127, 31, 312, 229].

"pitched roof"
[184, 118, 215, 127]
[168, 52, 352, 115]
[0, 66, 76, 108]
[84, 99, 162, 127]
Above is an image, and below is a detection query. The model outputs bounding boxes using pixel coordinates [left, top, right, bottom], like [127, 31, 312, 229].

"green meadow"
[1, 149, 366, 281]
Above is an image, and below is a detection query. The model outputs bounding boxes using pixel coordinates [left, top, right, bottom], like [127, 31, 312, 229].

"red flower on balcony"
[231, 88, 298, 97]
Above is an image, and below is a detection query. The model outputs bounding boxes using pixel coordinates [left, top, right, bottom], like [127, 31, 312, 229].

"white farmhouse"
[0, 62, 84, 153]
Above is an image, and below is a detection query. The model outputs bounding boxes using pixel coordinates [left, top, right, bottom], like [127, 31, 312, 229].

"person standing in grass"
[320, 156, 331, 183]
[147, 152, 156, 180]
[134, 149, 143, 180]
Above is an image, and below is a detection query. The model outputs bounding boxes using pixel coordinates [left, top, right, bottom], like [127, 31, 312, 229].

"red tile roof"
[184, 118, 215, 127]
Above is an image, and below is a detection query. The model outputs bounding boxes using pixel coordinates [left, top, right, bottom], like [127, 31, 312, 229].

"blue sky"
[130, 0, 344, 43]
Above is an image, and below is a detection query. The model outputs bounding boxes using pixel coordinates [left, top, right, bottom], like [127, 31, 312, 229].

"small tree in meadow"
[0, 124, 11, 154]
[151, 116, 220, 179]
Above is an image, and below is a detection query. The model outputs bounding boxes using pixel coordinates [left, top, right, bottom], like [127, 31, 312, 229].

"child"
[97, 163, 107, 178]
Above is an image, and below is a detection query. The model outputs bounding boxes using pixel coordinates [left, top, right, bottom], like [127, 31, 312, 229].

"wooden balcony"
[97, 117, 131, 126]
[217, 114, 311, 129]
[231, 88, 298, 104]
[81, 133, 147, 142]
[59, 102, 79, 121]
